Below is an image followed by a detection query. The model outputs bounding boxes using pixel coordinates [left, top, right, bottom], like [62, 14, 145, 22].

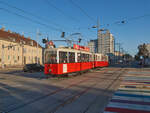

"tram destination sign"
[73, 44, 90, 52]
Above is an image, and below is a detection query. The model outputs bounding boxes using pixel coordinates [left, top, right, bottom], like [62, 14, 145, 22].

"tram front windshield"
[45, 51, 57, 64]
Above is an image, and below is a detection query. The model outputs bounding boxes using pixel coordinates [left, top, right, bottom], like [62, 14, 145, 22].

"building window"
[18, 47, 19, 51]
[13, 56, 16, 60]
[2, 45, 4, 48]
[18, 56, 19, 61]
[38, 58, 40, 64]
[23, 48, 26, 53]
[8, 55, 10, 60]
[35, 56, 37, 63]
[13, 46, 15, 51]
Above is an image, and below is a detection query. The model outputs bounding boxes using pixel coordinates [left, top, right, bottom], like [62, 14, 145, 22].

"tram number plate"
[63, 64, 67, 73]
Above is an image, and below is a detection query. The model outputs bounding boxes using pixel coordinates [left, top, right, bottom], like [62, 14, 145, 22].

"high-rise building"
[88, 39, 98, 53]
[98, 30, 114, 55]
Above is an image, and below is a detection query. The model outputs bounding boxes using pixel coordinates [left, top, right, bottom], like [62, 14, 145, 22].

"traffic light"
[78, 38, 82, 43]
[61, 32, 65, 38]
[42, 39, 48, 43]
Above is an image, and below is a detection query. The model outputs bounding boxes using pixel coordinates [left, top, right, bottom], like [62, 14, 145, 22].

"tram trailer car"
[44, 47, 108, 75]
[94, 53, 109, 68]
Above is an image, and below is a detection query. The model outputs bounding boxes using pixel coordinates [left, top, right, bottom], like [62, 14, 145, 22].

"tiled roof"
[0, 29, 42, 48]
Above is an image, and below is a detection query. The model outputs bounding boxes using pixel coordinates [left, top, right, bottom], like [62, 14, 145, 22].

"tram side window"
[87, 54, 89, 62]
[81, 53, 85, 62]
[94, 55, 97, 61]
[69, 52, 75, 63]
[77, 53, 81, 62]
[80, 54, 89, 62]
[102, 56, 105, 61]
[89, 55, 92, 61]
[59, 51, 68, 63]
[98, 56, 100, 61]
[85, 54, 89, 62]
[45, 51, 57, 64]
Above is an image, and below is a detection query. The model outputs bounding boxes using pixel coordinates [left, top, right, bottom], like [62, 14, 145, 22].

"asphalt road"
[0, 68, 125, 113]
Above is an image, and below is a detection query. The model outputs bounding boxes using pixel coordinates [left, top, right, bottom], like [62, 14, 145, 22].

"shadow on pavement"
[0, 75, 117, 113]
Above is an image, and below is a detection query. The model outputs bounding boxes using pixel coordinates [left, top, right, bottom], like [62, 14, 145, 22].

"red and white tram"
[94, 53, 109, 67]
[44, 46, 109, 75]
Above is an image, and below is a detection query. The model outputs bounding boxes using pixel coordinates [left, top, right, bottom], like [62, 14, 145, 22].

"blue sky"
[0, 0, 150, 56]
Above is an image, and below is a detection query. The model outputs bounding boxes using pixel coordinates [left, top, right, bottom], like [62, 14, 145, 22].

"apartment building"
[0, 28, 43, 68]
[88, 39, 98, 53]
[98, 30, 114, 55]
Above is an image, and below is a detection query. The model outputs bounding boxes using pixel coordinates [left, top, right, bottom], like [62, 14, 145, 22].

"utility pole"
[36, 29, 41, 64]
[114, 42, 121, 63]
[114, 38, 116, 64]
[97, 17, 100, 53]
[118, 43, 121, 61]
[1, 45, 4, 68]
[21, 42, 24, 66]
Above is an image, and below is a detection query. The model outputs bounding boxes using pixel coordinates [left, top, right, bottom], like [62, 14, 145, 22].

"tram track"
[83, 68, 126, 113]
[46, 68, 124, 113]
[3, 68, 123, 113]
[4, 68, 108, 113]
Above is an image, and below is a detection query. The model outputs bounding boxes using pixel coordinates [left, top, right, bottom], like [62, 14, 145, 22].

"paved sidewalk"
[104, 69, 150, 113]
[0, 66, 23, 72]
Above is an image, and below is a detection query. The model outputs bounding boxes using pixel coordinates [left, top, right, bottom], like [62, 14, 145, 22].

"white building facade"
[0, 28, 43, 68]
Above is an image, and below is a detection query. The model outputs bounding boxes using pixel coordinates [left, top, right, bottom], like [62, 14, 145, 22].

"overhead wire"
[68, 0, 96, 23]
[106, 14, 150, 27]
[0, 0, 64, 31]
[0, 8, 63, 32]
[76, 14, 150, 31]
[44, 0, 80, 23]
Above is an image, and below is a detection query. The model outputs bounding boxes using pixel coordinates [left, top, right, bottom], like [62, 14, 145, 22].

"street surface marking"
[104, 70, 150, 113]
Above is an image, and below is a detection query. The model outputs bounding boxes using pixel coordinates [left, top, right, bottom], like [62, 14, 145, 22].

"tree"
[134, 55, 140, 61]
[135, 43, 149, 66]
[137, 43, 149, 59]
[123, 54, 132, 60]
[123, 54, 132, 58]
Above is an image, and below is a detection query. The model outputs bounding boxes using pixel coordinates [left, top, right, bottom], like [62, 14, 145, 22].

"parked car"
[23, 63, 44, 72]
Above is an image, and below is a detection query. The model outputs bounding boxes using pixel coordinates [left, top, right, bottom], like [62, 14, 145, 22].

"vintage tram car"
[44, 46, 108, 75]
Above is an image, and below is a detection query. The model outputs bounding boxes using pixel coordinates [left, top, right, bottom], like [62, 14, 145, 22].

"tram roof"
[45, 47, 91, 54]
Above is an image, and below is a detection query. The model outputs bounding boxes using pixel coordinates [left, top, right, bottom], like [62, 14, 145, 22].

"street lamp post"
[21, 42, 24, 66]
[36, 29, 42, 64]
[1, 45, 4, 68]
[92, 17, 100, 53]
